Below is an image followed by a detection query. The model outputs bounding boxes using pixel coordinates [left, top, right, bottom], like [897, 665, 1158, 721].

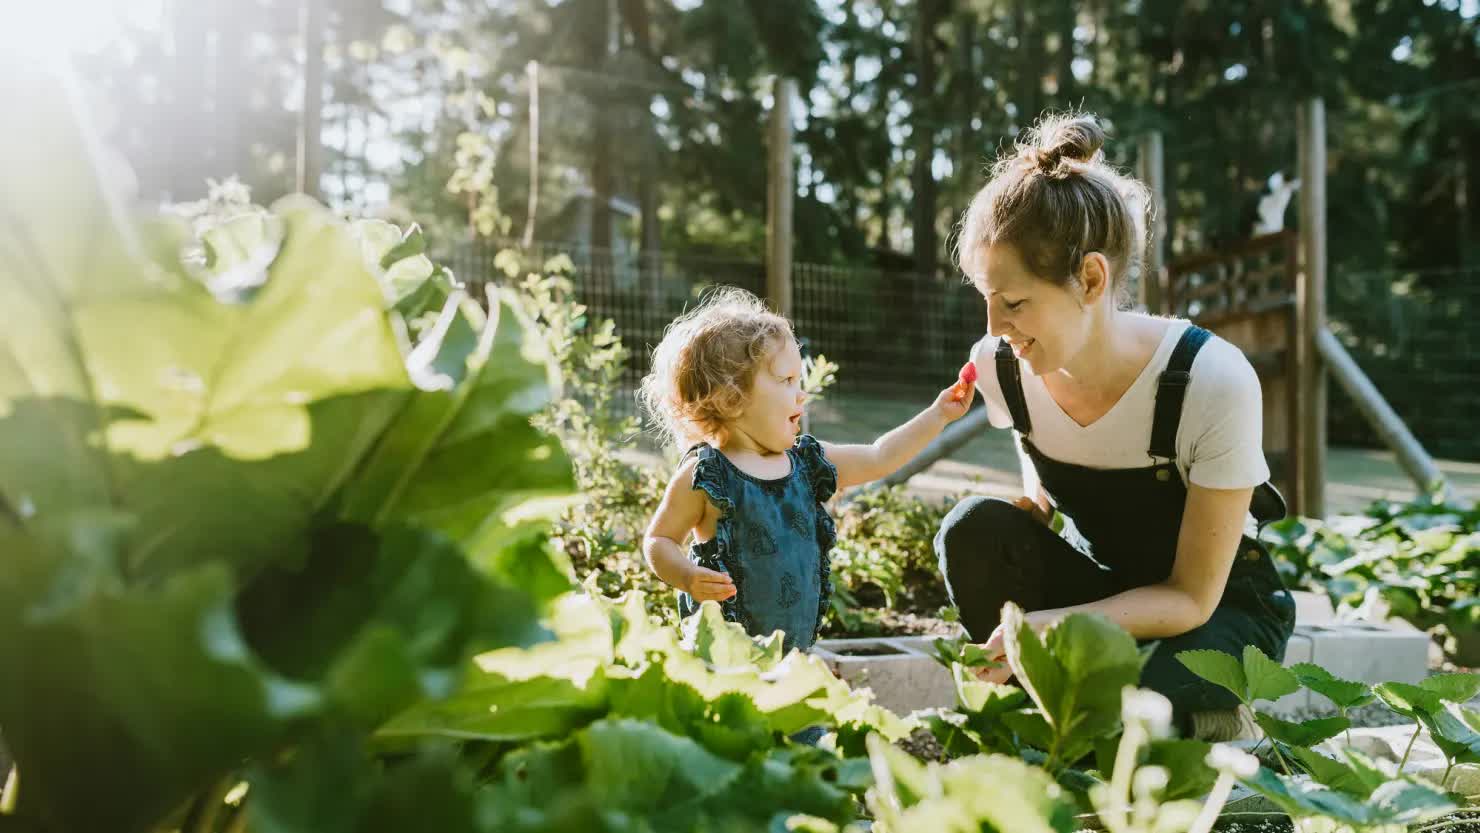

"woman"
[937, 113, 1296, 741]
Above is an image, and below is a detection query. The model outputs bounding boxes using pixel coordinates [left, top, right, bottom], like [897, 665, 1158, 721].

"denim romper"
[677, 435, 838, 653]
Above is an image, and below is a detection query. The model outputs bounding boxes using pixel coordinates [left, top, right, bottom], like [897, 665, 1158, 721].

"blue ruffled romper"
[677, 434, 839, 653]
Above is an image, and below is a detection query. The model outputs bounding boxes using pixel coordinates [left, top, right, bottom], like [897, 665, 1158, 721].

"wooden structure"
[1164, 231, 1303, 509]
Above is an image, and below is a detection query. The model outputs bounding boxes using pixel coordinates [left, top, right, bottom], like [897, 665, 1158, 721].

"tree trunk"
[912, 0, 940, 279]
[297, 0, 325, 199]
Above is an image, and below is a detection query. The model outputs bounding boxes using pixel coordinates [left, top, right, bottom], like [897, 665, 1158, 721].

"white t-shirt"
[970, 318, 1270, 498]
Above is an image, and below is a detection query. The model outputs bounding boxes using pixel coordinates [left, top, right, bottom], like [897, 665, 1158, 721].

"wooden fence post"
[766, 77, 796, 319]
[1296, 98, 1328, 517]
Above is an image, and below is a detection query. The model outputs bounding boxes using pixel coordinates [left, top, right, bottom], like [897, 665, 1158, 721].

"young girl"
[640, 287, 974, 653]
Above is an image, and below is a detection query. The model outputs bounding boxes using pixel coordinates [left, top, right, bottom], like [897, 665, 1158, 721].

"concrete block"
[1297, 622, 1430, 710]
[1291, 590, 1337, 625]
[813, 636, 957, 715]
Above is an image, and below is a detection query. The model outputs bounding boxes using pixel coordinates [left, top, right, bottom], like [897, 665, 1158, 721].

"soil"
[833, 644, 910, 657]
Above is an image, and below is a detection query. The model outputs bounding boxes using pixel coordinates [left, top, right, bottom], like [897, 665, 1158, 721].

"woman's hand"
[972, 624, 1013, 683]
[970, 610, 1059, 684]
[1011, 495, 1052, 526]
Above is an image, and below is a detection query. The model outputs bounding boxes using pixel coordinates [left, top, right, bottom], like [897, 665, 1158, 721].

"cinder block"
[1291, 590, 1337, 625]
[1297, 622, 1430, 711]
[813, 637, 957, 715]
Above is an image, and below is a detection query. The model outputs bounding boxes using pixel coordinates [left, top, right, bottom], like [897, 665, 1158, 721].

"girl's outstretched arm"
[642, 457, 736, 602]
[823, 378, 975, 490]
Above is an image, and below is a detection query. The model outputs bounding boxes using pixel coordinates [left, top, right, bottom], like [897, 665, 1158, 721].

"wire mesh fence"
[447, 239, 987, 418]
[1327, 266, 1480, 462]
[448, 236, 1480, 463]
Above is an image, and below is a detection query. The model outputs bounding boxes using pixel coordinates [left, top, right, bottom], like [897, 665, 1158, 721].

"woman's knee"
[934, 496, 1036, 571]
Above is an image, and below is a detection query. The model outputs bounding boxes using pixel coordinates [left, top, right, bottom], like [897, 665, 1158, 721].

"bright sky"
[4, 0, 162, 59]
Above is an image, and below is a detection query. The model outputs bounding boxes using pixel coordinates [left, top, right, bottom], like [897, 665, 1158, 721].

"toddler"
[639, 287, 976, 653]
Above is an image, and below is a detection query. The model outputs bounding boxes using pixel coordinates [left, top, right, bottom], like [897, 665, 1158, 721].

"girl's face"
[975, 243, 1099, 376]
[730, 338, 807, 454]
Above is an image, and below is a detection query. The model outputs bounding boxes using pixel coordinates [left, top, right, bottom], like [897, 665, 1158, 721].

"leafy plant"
[0, 62, 570, 833]
[1181, 647, 1460, 831]
[1263, 495, 1480, 661]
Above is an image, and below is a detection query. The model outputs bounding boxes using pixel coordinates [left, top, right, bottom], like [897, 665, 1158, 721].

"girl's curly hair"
[639, 286, 795, 452]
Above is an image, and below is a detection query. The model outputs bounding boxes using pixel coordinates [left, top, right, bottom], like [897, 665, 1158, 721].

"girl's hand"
[935, 360, 977, 422]
[933, 383, 975, 422]
[682, 563, 737, 602]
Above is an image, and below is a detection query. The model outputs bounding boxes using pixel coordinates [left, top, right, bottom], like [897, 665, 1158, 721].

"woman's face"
[974, 243, 1097, 376]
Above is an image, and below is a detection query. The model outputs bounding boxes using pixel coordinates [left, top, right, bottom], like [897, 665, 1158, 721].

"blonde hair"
[956, 112, 1150, 306]
[639, 286, 795, 451]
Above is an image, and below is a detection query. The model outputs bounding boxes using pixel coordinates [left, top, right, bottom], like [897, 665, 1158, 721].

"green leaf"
[690, 599, 781, 669]
[1240, 766, 1454, 826]
[247, 734, 486, 833]
[1253, 711, 1351, 748]
[377, 671, 609, 744]
[1421, 672, 1480, 703]
[339, 288, 574, 553]
[1243, 645, 1300, 703]
[1373, 681, 1444, 719]
[1288, 747, 1376, 797]
[951, 663, 1027, 715]
[0, 531, 318, 833]
[1001, 604, 1069, 730]
[235, 523, 547, 727]
[1143, 739, 1218, 801]
[1422, 704, 1480, 764]
[863, 735, 1074, 833]
[1176, 650, 1248, 702]
[1290, 663, 1374, 710]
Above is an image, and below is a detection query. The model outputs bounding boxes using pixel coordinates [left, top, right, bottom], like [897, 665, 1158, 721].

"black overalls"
[934, 325, 1297, 730]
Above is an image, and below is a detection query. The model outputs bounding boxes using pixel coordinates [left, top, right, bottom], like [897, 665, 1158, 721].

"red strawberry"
[951, 360, 978, 403]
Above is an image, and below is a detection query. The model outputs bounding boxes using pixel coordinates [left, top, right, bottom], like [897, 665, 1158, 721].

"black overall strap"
[995, 339, 1033, 435]
[1148, 325, 1213, 460]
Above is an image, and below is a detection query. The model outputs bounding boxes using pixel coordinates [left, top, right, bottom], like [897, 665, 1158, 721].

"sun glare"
[5, 0, 162, 60]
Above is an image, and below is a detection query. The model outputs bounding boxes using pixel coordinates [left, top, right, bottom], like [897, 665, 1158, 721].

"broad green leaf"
[247, 734, 486, 833]
[376, 671, 609, 744]
[864, 735, 1074, 833]
[339, 288, 573, 552]
[579, 718, 742, 815]
[1240, 766, 1453, 827]
[1176, 649, 1248, 702]
[951, 663, 1026, 715]
[1001, 603, 1069, 729]
[1290, 663, 1374, 710]
[690, 600, 778, 668]
[1243, 645, 1300, 703]
[1373, 681, 1444, 719]
[1363, 778, 1459, 826]
[483, 718, 861, 832]
[1421, 672, 1480, 703]
[235, 523, 547, 727]
[0, 529, 319, 833]
[1422, 704, 1480, 764]
[1289, 747, 1376, 797]
[1253, 711, 1351, 748]
[0, 62, 139, 519]
[1142, 739, 1218, 801]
